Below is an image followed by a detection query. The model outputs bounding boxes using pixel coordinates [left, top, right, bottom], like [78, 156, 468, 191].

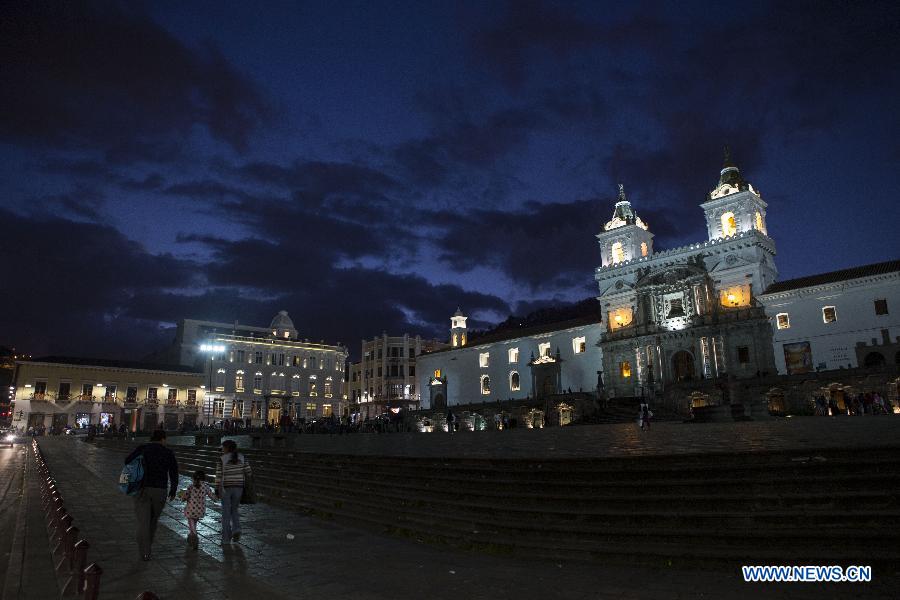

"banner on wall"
[783, 341, 813, 375]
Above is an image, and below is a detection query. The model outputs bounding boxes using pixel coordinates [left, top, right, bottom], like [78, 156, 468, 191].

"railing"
[32, 439, 104, 599]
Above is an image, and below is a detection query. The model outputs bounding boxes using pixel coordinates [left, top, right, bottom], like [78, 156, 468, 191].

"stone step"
[96, 437, 900, 476]
[170, 454, 900, 506]
[172, 452, 898, 503]
[251, 480, 900, 569]
[163, 444, 900, 478]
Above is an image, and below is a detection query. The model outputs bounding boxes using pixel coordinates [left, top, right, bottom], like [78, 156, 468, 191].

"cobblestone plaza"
[2, 418, 899, 599]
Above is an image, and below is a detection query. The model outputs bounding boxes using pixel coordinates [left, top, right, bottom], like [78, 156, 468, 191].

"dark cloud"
[0, 208, 197, 357]
[0, 0, 270, 160]
[237, 160, 398, 197]
[433, 198, 603, 290]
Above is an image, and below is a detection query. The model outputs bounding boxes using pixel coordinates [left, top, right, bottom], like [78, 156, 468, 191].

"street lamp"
[200, 343, 226, 426]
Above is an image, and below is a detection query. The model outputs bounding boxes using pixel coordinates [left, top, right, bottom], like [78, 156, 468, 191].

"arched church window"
[720, 212, 737, 237]
[755, 211, 765, 233]
[640, 242, 648, 257]
[481, 375, 491, 395]
[611, 242, 624, 264]
[509, 371, 520, 391]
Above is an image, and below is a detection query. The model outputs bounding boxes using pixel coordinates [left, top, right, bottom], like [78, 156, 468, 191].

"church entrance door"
[433, 393, 446, 410]
[542, 376, 556, 398]
[671, 351, 695, 382]
[267, 399, 282, 424]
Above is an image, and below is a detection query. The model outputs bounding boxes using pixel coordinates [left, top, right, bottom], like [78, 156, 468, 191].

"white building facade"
[759, 261, 900, 374]
[417, 311, 603, 410]
[167, 311, 348, 425]
[596, 159, 778, 399]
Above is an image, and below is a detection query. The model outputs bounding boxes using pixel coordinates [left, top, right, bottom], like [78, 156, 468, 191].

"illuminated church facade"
[596, 155, 778, 398]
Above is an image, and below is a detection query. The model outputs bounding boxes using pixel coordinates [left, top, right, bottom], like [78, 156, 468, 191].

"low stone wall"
[660, 364, 899, 417]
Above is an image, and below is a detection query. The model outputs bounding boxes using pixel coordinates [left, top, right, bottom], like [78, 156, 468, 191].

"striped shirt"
[215, 453, 252, 488]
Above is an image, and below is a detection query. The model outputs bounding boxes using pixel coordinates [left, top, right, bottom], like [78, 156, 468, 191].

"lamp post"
[200, 343, 226, 427]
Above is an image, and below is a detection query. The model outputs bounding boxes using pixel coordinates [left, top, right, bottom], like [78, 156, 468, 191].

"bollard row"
[33, 439, 103, 600]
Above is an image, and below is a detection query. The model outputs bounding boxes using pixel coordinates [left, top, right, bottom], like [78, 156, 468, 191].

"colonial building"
[10, 357, 205, 431]
[759, 260, 900, 374]
[596, 156, 778, 399]
[165, 311, 348, 425]
[416, 306, 603, 417]
[349, 333, 448, 420]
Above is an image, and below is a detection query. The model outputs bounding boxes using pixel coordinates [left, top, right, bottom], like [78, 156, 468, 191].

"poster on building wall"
[783, 342, 813, 374]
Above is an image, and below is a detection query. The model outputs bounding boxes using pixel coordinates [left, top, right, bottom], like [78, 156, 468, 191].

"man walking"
[124, 429, 179, 560]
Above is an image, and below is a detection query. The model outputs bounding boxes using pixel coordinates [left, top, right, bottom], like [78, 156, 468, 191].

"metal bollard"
[47, 501, 64, 530]
[82, 563, 102, 600]
[57, 525, 79, 572]
[62, 540, 90, 596]
[53, 513, 73, 554]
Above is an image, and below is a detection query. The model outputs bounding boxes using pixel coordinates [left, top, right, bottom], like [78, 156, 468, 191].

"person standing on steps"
[216, 440, 252, 545]
[639, 401, 652, 431]
[124, 429, 179, 561]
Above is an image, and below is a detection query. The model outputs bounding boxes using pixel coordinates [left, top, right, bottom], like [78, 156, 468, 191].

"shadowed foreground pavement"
[11, 420, 900, 599]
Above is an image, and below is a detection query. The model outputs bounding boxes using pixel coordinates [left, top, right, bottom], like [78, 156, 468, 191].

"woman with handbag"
[215, 440, 252, 545]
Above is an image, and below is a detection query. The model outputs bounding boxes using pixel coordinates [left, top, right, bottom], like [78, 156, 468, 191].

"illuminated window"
[452, 334, 458, 347]
[291, 375, 301, 396]
[235, 371, 244, 392]
[572, 336, 586, 354]
[309, 377, 318, 396]
[508, 347, 519, 363]
[822, 306, 837, 323]
[776, 313, 790, 330]
[480, 375, 491, 395]
[874, 299, 888, 315]
[479, 352, 490, 368]
[640, 241, 648, 257]
[306, 402, 317, 417]
[433, 369, 442, 379]
[755, 211, 765, 232]
[619, 361, 632, 378]
[611, 241, 624, 263]
[509, 371, 520, 391]
[322, 404, 333, 417]
[215, 369, 226, 391]
[609, 307, 632, 328]
[538, 342, 551, 358]
[720, 212, 737, 237]
[213, 399, 224, 418]
[324, 380, 333, 397]
[253, 374, 262, 394]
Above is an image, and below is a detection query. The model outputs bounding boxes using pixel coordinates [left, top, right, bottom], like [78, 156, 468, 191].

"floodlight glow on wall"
[200, 344, 226, 353]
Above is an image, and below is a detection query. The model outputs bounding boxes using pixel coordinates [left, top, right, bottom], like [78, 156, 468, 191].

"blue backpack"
[119, 454, 144, 496]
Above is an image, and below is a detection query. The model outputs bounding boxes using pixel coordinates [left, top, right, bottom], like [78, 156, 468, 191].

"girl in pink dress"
[180, 470, 217, 549]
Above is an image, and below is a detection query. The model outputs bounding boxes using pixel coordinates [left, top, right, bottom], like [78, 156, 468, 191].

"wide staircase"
[90, 438, 900, 571]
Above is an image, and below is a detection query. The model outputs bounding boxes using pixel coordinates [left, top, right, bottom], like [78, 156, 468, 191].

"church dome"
[604, 184, 649, 231]
[710, 147, 754, 199]
[270, 310, 297, 339]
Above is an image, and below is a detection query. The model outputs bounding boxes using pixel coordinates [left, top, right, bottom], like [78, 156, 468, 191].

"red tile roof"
[763, 259, 900, 294]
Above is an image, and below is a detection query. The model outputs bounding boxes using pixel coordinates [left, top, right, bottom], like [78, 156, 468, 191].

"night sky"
[2, 0, 899, 360]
